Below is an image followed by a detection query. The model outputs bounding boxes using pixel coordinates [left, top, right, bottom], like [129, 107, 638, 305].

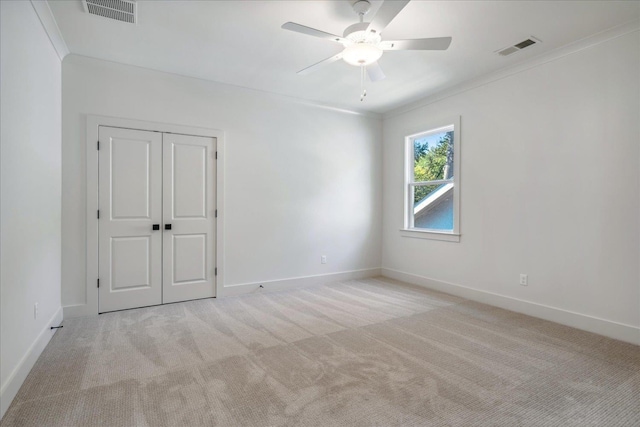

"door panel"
[111, 139, 151, 219]
[173, 234, 206, 283]
[163, 133, 216, 303]
[173, 143, 207, 218]
[111, 236, 151, 290]
[99, 126, 162, 313]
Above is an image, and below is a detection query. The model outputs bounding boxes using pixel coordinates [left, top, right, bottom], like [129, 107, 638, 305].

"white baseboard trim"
[63, 303, 92, 319]
[0, 306, 63, 420]
[220, 268, 382, 297]
[62, 268, 382, 315]
[381, 268, 640, 346]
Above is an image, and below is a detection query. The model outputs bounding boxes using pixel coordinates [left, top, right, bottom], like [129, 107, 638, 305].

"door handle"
[165, 224, 172, 230]
[152, 224, 160, 231]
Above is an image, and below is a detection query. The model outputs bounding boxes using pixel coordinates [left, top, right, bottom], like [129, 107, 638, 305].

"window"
[403, 117, 460, 241]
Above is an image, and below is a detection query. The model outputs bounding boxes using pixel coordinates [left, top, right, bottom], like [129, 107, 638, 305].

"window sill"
[399, 229, 461, 242]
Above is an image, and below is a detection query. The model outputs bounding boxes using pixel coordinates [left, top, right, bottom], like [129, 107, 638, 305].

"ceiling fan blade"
[297, 51, 345, 75]
[381, 37, 452, 51]
[366, 62, 386, 82]
[282, 22, 347, 44]
[366, 0, 410, 35]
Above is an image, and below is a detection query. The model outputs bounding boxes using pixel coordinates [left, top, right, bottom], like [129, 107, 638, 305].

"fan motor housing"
[344, 22, 370, 38]
[343, 22, 382, 47]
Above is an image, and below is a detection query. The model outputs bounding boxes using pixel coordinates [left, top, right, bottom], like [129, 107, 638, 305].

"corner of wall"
[0, 308, 63, 419]
[1, 1, 64, 420]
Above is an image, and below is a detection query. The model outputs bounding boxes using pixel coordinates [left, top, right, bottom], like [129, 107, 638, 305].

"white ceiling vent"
[496, 36, 541, 56]
[82, 0, 136, 24]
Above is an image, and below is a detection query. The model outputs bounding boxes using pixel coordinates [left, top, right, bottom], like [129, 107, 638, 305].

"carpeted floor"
[2, 277, 639, 426]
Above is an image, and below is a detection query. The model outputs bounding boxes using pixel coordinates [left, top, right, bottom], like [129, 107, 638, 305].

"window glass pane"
[413, 130, 454, 182]
[412, 183, 454, 231]
[414, 184, 440, 205]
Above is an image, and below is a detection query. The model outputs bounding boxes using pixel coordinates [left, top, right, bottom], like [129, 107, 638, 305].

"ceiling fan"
[281, 0, 452, 100]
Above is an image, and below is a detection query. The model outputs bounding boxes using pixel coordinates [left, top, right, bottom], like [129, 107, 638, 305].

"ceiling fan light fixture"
[342, 43, 383, 66]
[281, 0, 452, 100]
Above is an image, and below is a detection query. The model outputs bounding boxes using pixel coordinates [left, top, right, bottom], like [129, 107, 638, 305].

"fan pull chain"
[360, 65, 367, 101]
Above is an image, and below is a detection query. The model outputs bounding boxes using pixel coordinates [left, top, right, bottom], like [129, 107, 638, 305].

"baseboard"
[62, 269, 383, 313]
[220, 268, 382, 297]
[0, 306, 63, 420]
[63, 303, 92, 319]
[381, 268, 640, 346]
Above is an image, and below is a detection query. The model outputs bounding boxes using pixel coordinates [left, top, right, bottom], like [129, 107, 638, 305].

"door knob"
[165, 224, 172, 230]
[152, 224, 160, 230]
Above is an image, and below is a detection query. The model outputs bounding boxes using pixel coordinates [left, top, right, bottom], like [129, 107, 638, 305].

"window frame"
[402, 116, 461, 242]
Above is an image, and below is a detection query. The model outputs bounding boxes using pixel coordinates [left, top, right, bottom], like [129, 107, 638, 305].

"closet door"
[162, 133, 217, 303]
[98, 126, 163, 313]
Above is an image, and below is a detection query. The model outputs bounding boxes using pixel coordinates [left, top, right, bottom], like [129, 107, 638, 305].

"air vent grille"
[497, 37, 540, 56]
[82, 0, 136, 24]
[514, 39, 536, 49]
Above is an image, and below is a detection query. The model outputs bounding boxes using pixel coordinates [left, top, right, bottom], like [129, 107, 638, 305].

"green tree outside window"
[413, 131, 453, 203]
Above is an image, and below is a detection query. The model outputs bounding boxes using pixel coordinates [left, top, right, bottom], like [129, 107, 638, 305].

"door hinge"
[97, 278, 100, 288]
[97, 210, 100, 219]
[215, 151, 218, 159]
[97, 141, 100, 150]
[215, 268, 217, 276]
[215, 209, 217, 218]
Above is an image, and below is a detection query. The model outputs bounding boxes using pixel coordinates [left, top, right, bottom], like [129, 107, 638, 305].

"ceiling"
[48, 1, 639, 114]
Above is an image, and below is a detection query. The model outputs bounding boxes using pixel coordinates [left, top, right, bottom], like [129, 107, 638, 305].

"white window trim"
[403, 116, 461, 241]
[399, 228, 461, 242]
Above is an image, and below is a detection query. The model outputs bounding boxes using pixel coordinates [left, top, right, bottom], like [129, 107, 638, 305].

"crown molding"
[30, 0, 69, 61]
[67, 53, 383, 119]
[384, 19, 640, 120]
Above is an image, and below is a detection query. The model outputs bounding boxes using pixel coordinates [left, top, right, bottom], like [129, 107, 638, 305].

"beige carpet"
[2, 277, 639, 426]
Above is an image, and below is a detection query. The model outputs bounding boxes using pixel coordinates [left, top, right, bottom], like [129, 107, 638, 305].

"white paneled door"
[162, 133, 216, 304]
[98, 126, 216, 313]
[98, 127, 163, 312]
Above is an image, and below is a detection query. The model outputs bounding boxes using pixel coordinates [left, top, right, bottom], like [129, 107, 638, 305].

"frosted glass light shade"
[343, 43, 383, 66]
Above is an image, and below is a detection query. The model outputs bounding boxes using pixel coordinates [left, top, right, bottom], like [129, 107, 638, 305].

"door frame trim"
[85, 115, 225, 316]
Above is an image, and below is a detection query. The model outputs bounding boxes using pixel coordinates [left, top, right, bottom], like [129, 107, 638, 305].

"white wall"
[382, 31, 640, 343]
[62, 55, 382, 311]
[0, 1, 63, 418]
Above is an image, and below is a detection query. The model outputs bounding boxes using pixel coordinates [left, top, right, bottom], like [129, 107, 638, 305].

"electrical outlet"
[321, 255, 327, 264]
[34, 303, 39, 319]
[519, 274, 528, 286]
